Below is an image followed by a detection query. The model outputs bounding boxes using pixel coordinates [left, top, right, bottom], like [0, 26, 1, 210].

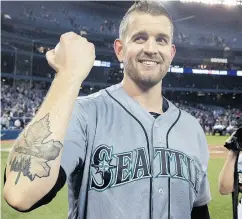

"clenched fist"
[46, 32, 95, 83]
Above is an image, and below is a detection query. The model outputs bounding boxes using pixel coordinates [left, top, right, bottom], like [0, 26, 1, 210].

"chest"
[86, 107, 203, 194]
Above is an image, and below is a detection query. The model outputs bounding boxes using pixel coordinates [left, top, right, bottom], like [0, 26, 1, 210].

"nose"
[143, 38, 158, 55]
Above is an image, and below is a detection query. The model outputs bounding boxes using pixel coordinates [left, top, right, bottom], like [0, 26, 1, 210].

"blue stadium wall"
[1, 130, 21, 141]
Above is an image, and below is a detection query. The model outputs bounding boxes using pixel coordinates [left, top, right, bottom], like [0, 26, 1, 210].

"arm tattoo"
[8, 114, 63, 185]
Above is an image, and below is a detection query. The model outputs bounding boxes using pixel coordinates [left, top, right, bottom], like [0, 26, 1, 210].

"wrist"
[228, 150, 239, 159]
[54, 71, 84, 88]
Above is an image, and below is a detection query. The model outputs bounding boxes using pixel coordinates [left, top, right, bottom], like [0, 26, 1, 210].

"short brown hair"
[119, 0, 174, 41]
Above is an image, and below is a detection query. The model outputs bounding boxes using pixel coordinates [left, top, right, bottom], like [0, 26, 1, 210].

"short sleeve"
[193, 173, 211, 207]
[193, 124, 212, 207]
[60, 99, 88, 179]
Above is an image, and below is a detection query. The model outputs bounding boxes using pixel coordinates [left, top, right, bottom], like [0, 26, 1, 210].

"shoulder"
[168, 100, 204, 134]
[76, 83, 122, 106]
[72, 84, 122, 119]
[167, 101, 208, 154]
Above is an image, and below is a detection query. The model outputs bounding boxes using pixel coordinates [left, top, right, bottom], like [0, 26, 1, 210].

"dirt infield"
[1, 140, 15, 145]
[209, 145, 228, 158]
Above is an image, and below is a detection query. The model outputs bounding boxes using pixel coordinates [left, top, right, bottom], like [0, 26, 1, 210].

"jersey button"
[154, 123, 159, 128]
[159, 189, 164, 195]
[158, 138, 162, 143]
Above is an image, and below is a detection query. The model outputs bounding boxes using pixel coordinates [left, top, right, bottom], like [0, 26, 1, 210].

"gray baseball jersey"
[61, 83, 211, 219]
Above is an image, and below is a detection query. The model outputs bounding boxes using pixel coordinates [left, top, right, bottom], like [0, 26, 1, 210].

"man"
[4, 1, 211, 219]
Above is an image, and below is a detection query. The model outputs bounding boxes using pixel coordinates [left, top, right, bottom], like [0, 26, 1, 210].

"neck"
[121, 75, 163, 114]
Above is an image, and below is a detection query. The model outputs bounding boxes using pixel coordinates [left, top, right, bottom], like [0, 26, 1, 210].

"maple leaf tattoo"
[9, 114, 63, 185]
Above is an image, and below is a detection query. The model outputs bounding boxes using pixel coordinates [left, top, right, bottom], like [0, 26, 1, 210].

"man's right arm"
[3, 32, 95, 211]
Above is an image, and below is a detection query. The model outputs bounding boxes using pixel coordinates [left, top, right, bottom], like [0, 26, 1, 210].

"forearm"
[218, 151, 238, 195]
[4, 73, 82, 211]
[32, 74, 81, 139]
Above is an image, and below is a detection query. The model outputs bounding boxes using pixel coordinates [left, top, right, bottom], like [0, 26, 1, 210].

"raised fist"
[46, 32, 95, 83]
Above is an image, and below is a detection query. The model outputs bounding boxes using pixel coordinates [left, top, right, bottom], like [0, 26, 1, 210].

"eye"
[157, 37, 167, 44]
[134, 36, 146, 43]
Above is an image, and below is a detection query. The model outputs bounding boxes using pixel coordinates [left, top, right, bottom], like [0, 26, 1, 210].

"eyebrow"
[131, 31, 170, 40]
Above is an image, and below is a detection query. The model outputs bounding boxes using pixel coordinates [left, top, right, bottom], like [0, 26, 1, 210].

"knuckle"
[90, 43, 95, 50]
[68, 31, 76, 37]
[80, 36, 87, 42]
[60, 31, 76, 41]
[87, 41, 93, 47]
[45, 50, 51, 59]
[60, 34, 65, 41]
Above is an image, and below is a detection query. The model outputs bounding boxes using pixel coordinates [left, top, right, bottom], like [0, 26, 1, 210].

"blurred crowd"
[2, 2, 241, 49]
[164, 73, 242, 90]
[1, 83, 241, 134]
[199, 33, 226, 48]
[1, 2, 242, 134]
[174, 32, 193, 46]
[1, 83, 46, 129]
[175, 101, 241, 135]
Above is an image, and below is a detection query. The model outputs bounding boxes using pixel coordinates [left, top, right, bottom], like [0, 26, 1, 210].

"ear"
[171, 44, 176, 59]
[114, 39, 124, 62]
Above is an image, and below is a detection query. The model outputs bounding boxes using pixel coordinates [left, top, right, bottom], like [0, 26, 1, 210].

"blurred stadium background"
[1, 1, 242, 219]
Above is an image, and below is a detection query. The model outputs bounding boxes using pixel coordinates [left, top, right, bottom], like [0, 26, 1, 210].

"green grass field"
[1, 136, 232, 219]
[206, 135, 228, 146]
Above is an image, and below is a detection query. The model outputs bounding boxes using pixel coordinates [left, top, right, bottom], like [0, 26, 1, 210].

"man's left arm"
[191, 124, 212, 219]
[192, 172, 211, 219]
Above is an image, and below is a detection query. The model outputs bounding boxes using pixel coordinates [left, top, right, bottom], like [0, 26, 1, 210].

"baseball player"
[4, 1, 211, 219]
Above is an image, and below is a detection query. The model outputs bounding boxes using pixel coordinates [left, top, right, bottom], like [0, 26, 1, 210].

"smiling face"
[115, 12, 176, 88]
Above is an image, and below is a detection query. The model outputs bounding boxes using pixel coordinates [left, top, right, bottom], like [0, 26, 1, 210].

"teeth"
[141, 61, 157, 65]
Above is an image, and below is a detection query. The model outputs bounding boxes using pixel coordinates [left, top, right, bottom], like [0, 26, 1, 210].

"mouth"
[138, 60, 160, 66]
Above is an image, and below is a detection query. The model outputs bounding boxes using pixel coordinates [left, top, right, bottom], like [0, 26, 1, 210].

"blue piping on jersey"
[105, 89, 181, 219]
[105, 89, 153, 219]
[84, 103, 99, 219]
[166, 109, 181, 219]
